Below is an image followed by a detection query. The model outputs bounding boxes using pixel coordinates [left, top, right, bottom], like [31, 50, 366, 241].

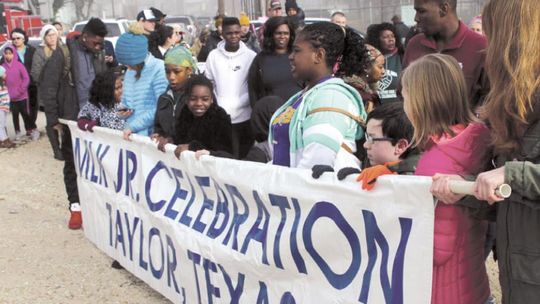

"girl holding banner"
[401, 54, 491, 304]
[268, 22, 367, 169]
[433, 0, 540, 302]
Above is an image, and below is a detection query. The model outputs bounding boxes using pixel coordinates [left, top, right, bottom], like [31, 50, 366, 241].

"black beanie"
[285, 0, 299, 11]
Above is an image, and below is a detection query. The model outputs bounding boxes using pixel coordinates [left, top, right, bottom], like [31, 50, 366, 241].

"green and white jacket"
[269, 78, 366, 169]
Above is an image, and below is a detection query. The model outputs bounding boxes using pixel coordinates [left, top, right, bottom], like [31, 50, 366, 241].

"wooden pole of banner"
[449, 180, 512, 199]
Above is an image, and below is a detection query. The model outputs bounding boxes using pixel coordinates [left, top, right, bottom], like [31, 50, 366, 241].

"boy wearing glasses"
[355, 102, 419, 189]
[313, 102, 418, 183]
[363, 102, 415, 167]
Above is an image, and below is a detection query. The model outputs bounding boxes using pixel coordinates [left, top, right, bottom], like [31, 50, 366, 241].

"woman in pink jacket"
[1, 45, 30, 140]
[401, 54, 491, 303]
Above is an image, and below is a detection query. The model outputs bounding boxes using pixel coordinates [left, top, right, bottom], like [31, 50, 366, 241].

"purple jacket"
[2, 45, 29, 101]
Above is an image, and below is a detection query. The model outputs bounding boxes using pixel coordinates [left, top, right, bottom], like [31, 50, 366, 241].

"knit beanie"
[115, 23, 148, 66]
[39, 25, 58, 45]
[164, 46, 197, 71]
[239, 13, 250, 26]
[285, 0, 299, 11]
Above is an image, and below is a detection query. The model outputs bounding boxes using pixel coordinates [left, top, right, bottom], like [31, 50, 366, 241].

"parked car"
[72, 19, 130, 48]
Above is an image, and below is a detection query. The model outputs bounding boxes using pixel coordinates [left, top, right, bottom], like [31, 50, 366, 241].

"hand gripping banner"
[64, 121, 434, 304]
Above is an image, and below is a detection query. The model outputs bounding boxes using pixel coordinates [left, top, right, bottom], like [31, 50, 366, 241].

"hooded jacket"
[1, 45, 30, 101]
[153, 87, 187, 139]
[415, 122, 492, 304]
[268, 78, 367, 169]
[122, 54, 168, 135]
[204, 40, 256, 124]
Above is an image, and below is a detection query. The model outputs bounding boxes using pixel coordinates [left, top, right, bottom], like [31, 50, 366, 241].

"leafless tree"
[73, 0, 95, 20]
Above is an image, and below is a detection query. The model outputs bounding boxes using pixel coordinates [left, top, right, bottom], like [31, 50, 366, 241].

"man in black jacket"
[40, 18, 108, 230]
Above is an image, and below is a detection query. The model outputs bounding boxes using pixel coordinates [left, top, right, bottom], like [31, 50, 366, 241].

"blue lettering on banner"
[139, 217, 148, 270]
[73, 138, 110, 188]
[166, 235, 181, 293]
[145, 161, 171, 212]
[206, 179, 230, 239]
[269, 194, 291, 269]
[125, 150, 139, 202]
[256, 281, 269, 304]
[107, 203, 183, 298]
[240, 191, 270, 265]
[106, 202, 113, 247]
[115, 208, 127, 257]
[290, 198, 307, 274]
[359, 211, 411, 304]
[114, 149, 123, 193]
[179, 173, 197, 227]
[188, 250, 203, 304]
[280, 292, 296, 304]
[193, 176, 215, 233]
[149, 227, 165, 279]
[218, 264, 245, 304]
[222, 185, 250, 251]
[203, 258, 221, 303]
[303, 201, 361, 289]
[94, 143, 110, 187]
[125, 213, 140, 261]
[164, 168, 189, 220]
[113, 149, 139, 201]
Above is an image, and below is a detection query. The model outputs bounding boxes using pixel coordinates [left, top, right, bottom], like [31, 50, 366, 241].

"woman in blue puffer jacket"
[115, 23, 168, 139]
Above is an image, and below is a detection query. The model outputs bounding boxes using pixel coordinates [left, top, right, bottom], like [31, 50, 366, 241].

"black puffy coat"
[174, 103, 233, 157]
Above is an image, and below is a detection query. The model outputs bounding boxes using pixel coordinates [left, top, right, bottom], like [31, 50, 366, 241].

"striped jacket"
[269, 78, 366, 169]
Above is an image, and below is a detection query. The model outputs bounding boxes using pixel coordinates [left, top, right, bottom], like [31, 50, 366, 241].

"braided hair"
[297, 22, 368, 78]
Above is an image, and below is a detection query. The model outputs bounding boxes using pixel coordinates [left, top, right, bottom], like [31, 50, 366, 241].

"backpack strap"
[307, 107, 366, 127]
[307, 107, 366, 155]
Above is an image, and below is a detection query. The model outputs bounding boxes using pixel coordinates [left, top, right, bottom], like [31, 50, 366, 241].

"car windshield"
[165, 17, 191, 25]
[74, 23, 121, 37]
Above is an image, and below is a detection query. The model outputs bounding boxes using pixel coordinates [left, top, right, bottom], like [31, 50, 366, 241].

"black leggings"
[10, 99, 33, 133]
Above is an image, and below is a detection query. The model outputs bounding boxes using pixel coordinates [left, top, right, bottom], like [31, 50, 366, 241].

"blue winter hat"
[115, 32, 148, 66]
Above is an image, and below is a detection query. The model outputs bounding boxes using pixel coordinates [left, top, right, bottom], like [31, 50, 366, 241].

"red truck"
[0, 0, 44, 43]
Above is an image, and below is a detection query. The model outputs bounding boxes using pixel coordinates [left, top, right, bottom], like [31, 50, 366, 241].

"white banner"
[65, 121, 434, 304]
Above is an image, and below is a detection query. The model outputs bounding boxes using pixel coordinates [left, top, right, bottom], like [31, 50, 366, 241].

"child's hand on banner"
[357, 161, 400, 190]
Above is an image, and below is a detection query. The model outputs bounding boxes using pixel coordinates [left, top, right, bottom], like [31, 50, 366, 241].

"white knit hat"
[39, 24, 59, 46]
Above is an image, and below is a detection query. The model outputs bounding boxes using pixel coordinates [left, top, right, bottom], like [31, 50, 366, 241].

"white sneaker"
[30, 129, 40, 141]
[14, 131, 23, 141]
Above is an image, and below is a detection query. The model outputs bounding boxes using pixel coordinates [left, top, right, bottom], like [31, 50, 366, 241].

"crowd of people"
[1, 0, 539, 303]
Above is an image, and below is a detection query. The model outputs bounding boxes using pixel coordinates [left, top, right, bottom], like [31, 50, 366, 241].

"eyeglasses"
[365, 133, 393, 144]
[12, 37, 23, 40]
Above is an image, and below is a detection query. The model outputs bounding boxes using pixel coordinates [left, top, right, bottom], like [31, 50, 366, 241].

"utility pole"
[218, 0, 225, 15]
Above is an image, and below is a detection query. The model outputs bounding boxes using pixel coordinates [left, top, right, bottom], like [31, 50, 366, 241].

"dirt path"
[0, 112, 501, 303]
